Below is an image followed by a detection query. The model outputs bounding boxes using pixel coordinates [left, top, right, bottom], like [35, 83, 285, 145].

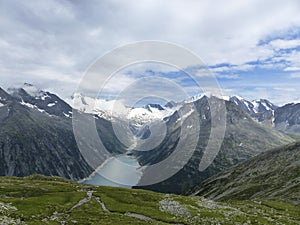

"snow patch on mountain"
[47, 103, 56, 107]
[176, 108, 194, 123]
[128, 106, 174, 127]
[20, 101, 49, 115]
[221, 96, 230, 101]
[20, 101, 36, 109]
[63, 112, 71, 118]
[72, 93, 128, 120]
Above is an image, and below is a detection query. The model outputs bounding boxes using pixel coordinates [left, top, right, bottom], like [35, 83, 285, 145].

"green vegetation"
[192, 142, 300, 205]
[287, 133, 300, 141]
[0, 175, 299, 224]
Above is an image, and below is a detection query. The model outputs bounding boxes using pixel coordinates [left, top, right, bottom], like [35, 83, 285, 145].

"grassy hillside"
[0, 175, 299, 224]
[192, 142, 300, 204]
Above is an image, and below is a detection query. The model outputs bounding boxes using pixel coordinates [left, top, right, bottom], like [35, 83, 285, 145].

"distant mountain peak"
[164, 100, 176, 108]
[8, 83, 46, 99]
[220, 95, 277, 114]
[143, 103, 165, 112]
[7, 84, 72, 118]
[23, 82, 34, 87]
[184, 93, 206, 103]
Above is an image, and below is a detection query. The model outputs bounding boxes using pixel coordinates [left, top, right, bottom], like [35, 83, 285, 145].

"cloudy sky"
[1, 0, 300, 105]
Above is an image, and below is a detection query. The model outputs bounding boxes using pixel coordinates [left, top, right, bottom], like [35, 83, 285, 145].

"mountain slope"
[0, 175, 299, 225]
[0, 87, 127, 180]
[134, 96, 292, 194]
[0, 99, 92, 179]
[0, 87, 14, 104]
[192, 142, 300, 204]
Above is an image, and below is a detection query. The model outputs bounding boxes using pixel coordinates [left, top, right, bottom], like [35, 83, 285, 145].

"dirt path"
[69, 190, 161, 223]
[95, 196, 110, 212]
[71, 191, 93, 210]
[124, 212, 153, 221]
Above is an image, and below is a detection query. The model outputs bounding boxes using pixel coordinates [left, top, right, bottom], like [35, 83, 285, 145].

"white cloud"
[284, 66, 300, 71]
[211, 64, 255, 73]
[216, 74, 240, 79]
[0, 0, 300, 102]
[101, 74, 138, 94]
[272, 50, 300, 70]
[269, 39, 300, 49]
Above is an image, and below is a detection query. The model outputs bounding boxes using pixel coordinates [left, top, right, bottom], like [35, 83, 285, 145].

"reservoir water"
[82, 154, 142, 188]
[81, 136, 144, 188]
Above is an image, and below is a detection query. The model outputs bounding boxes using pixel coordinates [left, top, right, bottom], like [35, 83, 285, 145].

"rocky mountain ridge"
[0, 85, 127, 180]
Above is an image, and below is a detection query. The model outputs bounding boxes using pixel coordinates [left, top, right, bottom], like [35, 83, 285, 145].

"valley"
[1, 83, 300, 224]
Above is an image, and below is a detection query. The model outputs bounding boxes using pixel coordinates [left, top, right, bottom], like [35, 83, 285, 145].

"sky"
[0, 0, 300, 105]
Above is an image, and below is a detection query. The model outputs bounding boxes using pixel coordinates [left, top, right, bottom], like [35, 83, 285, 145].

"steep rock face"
[192, 142, 300, 204]
[273, 103, 300, 134]
[134, 96, 292, 194]
[0, 101, 90, 179]
[0, 87, 127, 180]
[0, 87, 13, 104]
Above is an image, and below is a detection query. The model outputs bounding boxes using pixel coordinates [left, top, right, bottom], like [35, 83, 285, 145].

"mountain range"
[0, 83, 300, 195]
[73, 91, 300, 135]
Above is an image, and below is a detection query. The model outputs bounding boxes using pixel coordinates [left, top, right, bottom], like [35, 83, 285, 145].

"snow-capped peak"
[72, 93, 176, 127]
[184, 93, 206, 104]
[251, 99, 277, 113]
[221, 95, 231, 101]
[219, 95, 277, 114]
[7, 84, 72, 118]
[22, 83, 41, 97]
[21, 83, 51, 100]
[8, 83, 50, 101]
